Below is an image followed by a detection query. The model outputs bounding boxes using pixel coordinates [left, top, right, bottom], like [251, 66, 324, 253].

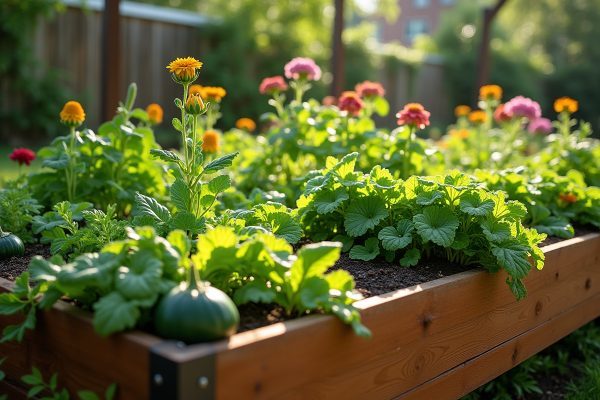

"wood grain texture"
[0, 280, 161, 400]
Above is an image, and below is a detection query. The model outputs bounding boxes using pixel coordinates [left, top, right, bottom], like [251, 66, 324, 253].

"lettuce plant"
[296, 152, 546, 300]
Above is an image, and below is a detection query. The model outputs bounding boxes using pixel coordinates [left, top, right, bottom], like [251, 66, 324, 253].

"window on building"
[413, 0, 430, 8]
[405, 19, 428, 42]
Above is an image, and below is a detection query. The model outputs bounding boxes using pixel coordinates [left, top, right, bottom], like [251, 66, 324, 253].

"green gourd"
[154, 264, 239, 343]
[0, 228, 25, 260]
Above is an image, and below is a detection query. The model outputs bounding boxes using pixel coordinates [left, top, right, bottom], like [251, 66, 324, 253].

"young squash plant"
[296, 152, 546, 300]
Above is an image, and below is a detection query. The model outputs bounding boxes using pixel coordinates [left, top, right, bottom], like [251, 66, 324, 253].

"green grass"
[565, 360, 600, 400]
[0, 145, 43, 185]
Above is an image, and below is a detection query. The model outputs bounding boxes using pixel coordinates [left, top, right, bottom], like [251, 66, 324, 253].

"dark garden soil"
[0, 227, 597, 334]
[539, 224, 596, 247]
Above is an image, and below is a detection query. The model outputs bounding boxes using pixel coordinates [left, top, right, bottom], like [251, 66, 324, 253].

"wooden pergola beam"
[330, 0, 345, 97]
[101, 0, 121, 122]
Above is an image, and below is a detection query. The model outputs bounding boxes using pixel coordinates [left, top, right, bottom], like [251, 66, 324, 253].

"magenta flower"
[338, 91, 364, 116]
[528, 118, 553, 135]
[396, 103, 431, 130]
[284, 57, 322, 81]
[504, 96, 541, 121]
[259, 76, 289, 95]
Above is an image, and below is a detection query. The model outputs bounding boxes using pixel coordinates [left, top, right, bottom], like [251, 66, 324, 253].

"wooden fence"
[3, 0, 447, 140]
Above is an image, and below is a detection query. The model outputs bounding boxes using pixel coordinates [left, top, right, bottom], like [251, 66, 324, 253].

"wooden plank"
[397, 290, 600, 400]
[0, 376, 29, 400]
[212, 234, 600, 400]
[0, 280, 161, 400]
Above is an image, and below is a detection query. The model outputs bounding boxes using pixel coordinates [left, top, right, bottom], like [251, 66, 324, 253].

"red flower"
[338, 91, 364, 116]
[396, 103, 430, 129]
[494, 104, 512, 123]
[355, 81, 386, 98]
[259, 76, 289, 95]
[8, 148, 36, 166]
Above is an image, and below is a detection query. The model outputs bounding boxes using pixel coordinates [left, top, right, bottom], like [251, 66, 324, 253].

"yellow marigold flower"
[479, 85, 502, 100]
[200, 86, 226, 102]
[60, 101, 85, 127]
[235, 118, 256, 132]
[454, 105, 471, 117]
[450, 129, 469, 139]
[554, 97, 578, 113]
[201, 130, 221, 153]
[166, 57, 203, 83]
[146, 104, 163, 124]
[189, 84, 203, 96]
[185, 93, 205, 115]
[468, 110, 487, 124]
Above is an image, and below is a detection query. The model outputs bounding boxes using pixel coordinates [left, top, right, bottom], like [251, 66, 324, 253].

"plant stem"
[402, 125, 414, 180]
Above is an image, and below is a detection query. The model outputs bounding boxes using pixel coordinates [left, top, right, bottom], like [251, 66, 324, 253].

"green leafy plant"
[21, 366, 117, 400]
[0, 179, 43, 243]
[30, 83, 165, 212]
[192, 226, 370, 337]
[32, 201, 128, 259]
[296, 152, 546, 300]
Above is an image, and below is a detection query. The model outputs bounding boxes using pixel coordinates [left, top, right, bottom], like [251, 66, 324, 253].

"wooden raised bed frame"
[1, 233, 599, 400]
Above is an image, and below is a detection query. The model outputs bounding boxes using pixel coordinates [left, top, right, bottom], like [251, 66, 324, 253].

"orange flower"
[201, 130, 221, 153]
[559, 193, 578, 203]
[189, 85, 203, 96]
[438, 141, 449, 149]
[235, 118, 256, 132]
[60, 101, 86, 127]
[454, 105, 471, 117]
[450, 129, 469, 139]
[479, 85, 502, 100]
[554, 97, 578, 113]
[185, 93, 205, 115]
[468, 110, 487, 124]
[322, 96, 337, 106]
[166, 57, 202, 82]
[146, 104, 163, 124]
[200, 86, 226, 102]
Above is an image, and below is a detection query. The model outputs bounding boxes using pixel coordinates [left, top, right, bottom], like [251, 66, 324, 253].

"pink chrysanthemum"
[355, 81, 386, 98]
[504, 96, 541, 121]
[338, 91, 364, 116]
[396, 103, 431, 129]
[284, 57, 322, 81]
[528, 117, 553, 135]
[259, 76, 289, 95]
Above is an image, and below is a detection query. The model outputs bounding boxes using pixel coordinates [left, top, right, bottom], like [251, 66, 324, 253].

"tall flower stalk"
[396, 103, 431, 179]
[59, 101, 86, 202]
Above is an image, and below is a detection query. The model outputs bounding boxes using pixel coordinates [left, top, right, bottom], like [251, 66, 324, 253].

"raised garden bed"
[1, 233, 599, 400]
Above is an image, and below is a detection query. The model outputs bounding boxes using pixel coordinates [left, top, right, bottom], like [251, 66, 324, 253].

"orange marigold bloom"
[559, 193, 578, 203]
[479, 85, 502, 100]
[201, 130, 221, 153]
[200, 86, 226, 102]
[454, 105, 471, 117]
[554, 97, 578, 113]
[166, 57, 203, 81]
[60, 101, 86, 127]
[235, 118, 256, 132]
[189, 85, 203, 96]
[468, 110, 487, 124]
[146, 104, 163, 124]
[450, 129, 469, 139]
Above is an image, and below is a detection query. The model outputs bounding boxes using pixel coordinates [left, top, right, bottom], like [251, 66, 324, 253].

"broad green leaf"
[135, 193, 171, 222]
[1, 307, 36, 343]
[267, 212, 302, 244]
[0, 294, 28, 315]
[93, 292, 140, 337]
[369, 166, 395, 189]
[42, 153, 70, 169]
[416, 190, 445, 206]
[507, 277, 527, 301]
[480, 220, 512, 243]
[373, 96, 390, 116]
[459, 191, 495, 216]
[532, 217, 574, 239]
[378, 219, 414, 251]
[324, 270, 355, 292]
[204, 152, 239, 174]
[413, 206, 459, 247]
[314, 187, 348, 214]
[207, 174, 231, 195]
[28, 256, 60, 282]
[115, 250, 162, 299]
[149, 149, 182, 164]
[529, 202, 551, 225]
[304, 174, 331, 195]
[167, 230, 190, 257]
[38, 286, 63, 310]
[77, 391, 101, 400]
[290, 243, 342, 292]
[344, 196, 389, 237]
[400, 248, 420, 267]
[332, 235, 354, 252]
[299, 277, 331, 309]
[349, 237, 380, 261]
[333, 152, 358, 180]
[233, 280, 276, 305]
[171, 179, 192, 212]
[170, 212, 205, 235]
[491, 240, 532, 279]
[450, 231, 470, 250]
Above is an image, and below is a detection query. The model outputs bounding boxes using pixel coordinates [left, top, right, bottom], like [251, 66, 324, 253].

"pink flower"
[322, 96, 337, 106]
[504, 96, 541, 121]
[284, 57, 322, 81]
[8, 148, 36, 166]
[528, 117, 553, 135]
[396, 103, 431, 129]
[355, 81, 386, 98]
[259, 76, 289, 95]
[494, 104, 512, 123]
[338, 91, 364, 116]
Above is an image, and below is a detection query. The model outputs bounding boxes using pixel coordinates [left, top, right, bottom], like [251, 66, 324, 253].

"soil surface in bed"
[0, 228, 596, 333]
